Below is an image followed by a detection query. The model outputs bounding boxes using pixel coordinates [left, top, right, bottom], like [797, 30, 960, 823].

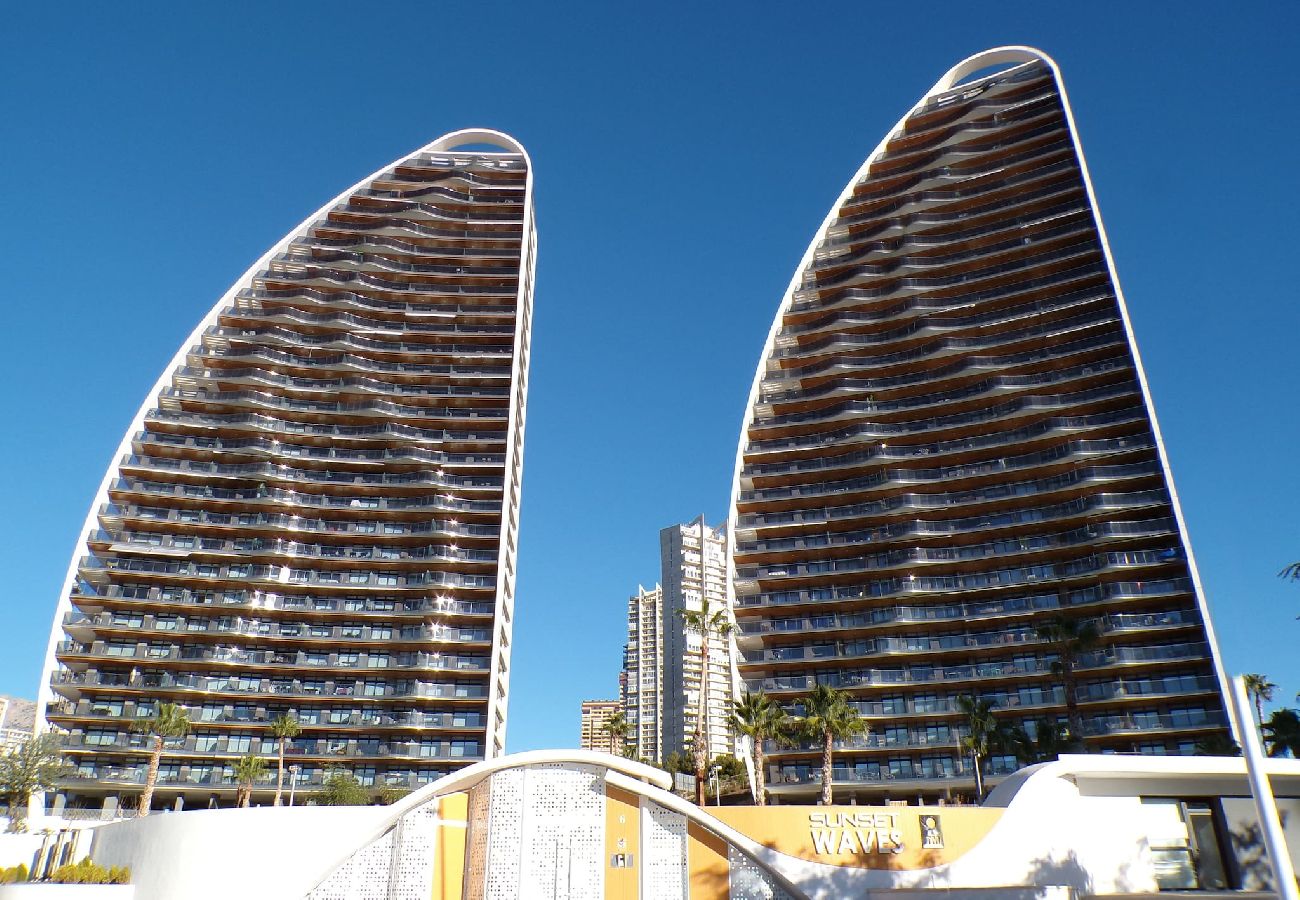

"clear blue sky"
[2, 2, 1297, 749]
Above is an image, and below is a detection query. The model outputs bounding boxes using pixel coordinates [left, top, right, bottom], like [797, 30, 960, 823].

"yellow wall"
[688, 821, 731, 900]
[431, 793, 468, 900]
[710, 805, 1002, 870]
[605, 785, 641, 900]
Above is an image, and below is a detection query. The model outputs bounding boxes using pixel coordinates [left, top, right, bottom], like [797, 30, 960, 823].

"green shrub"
[48, 857, 130, 884]
[0, 862, 30, 883]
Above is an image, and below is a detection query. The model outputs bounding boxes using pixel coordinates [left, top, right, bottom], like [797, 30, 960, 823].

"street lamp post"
[288, 765, 300, 807]
[710, 765, 721, 806]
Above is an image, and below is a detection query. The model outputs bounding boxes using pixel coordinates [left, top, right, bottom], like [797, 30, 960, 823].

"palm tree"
[680, 594, 734, 805]
[729, 692, 790, 806]
[1262, 709, 1300, 758]
[1279, 563, 1300, 581]
[269, 713, 302, 806]
[1035, 616, 1100, 745]
[131, 702, 190, 816]
[1243, 674, 1276, 729]
[1193, 733, 1242, 757]
[798, 683, 867, 806]
[1003, 718, 1071, 767]
[603, 710, 631, 758]
[956, 695, 999, 802]
[233, 754, 267, 808]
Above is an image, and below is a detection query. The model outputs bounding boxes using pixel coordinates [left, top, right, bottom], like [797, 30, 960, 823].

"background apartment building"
[729, 49, 1231, 802]
[621, 584, 663, 762]
[37, 130, 536, 812]
[578, 700, 622, 754]
[661, 517, 735, 763]
[0, 696, 35, 753]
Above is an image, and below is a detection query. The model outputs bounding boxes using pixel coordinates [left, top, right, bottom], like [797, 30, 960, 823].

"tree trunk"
[820, 729, 834, 806]
[138, 736, 163, 817]
[274, 739, 286, 806]
[693, 633, 710, 806]
[1062, 652, 1084, 744]
[972, 750, 985, 802]
[753, 739, 767, 806]
[239, 785, 251, 808]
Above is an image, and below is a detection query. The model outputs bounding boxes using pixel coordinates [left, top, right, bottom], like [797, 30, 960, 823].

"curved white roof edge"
[34, 129, 534, 736]
[723, 45, 1235, 730]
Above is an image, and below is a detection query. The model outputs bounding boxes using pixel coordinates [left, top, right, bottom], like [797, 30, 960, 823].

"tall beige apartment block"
[38, 130, 536, 813]
[578, 700, 621, 754]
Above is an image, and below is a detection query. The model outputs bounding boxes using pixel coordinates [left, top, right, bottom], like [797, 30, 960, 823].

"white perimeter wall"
[88, 806, 391, 900]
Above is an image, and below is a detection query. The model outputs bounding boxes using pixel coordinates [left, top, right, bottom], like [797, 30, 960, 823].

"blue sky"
[1, 2, 1297, 750]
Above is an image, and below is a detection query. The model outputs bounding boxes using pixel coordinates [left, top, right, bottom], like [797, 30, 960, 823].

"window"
[195, 734, 220, 752]
[227, 734, 253, 753]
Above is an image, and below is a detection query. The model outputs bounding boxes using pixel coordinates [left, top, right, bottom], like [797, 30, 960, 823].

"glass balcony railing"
[71, 581, 494, 618]
[738, 547, 1185, 609]
[201, 341, 512, 378]
[736, 463, 1163, 532]
[736, 519, 1176, 583]
[748, 381, 1138, 450]
[142, 407, 506, 445]
[741, 489, 1168, 557]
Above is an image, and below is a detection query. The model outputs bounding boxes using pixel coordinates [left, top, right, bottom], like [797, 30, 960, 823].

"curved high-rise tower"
[39, 130, 535, 812]
[729, 48, 1230, 803]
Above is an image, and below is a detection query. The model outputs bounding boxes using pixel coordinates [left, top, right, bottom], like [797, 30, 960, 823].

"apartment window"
[103, 642, 135, 657]
[338, 652, 360, 666]
[377, 574, 398, 586]
[367, 654, 390, 668]
[348, 572, 369, 585]
[227, 734, 253, 753]
[450, 740, 480, 758]
[195, 734, 220, 752]
[362, 681, 386, 697]
[305, 653, 328, 665]
[84, 729, 118, 746]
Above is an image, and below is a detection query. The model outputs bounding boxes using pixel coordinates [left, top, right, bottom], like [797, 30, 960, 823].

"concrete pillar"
[51, 792, 67, 817]
[101, 795, 118, 821]
[173, 796, 185, 812]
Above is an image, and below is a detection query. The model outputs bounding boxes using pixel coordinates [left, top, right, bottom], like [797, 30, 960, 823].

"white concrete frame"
[723, 45, 1234, 732]
[35, 129, 536, 761]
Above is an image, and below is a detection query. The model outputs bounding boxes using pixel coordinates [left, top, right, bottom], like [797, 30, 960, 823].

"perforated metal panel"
[483, 767, 525, 900]
[464, 779, 492, 900]
[641, 800, 688, 900]
[728, 844, 794, 900]
[307, 828, 395, 900]
[387, 803, 440, 900]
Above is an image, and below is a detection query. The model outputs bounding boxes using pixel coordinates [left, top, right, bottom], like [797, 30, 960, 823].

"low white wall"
[88, 806, 392, 900]
[0, 835, 44, 871]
